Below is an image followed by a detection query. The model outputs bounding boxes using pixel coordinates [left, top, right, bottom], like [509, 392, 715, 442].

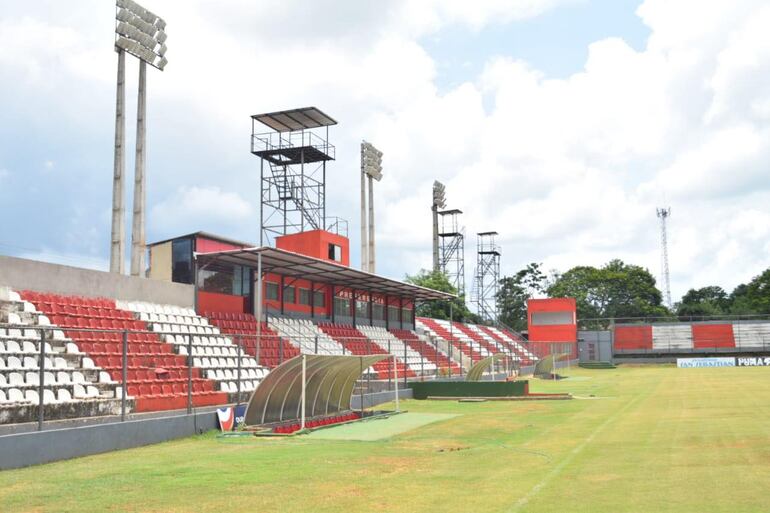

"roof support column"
[399, 297, 404, 330]
[310, 280, 315, 319]
[280, 275, 285, 316]
[331, 285, 336, 324]
[352, 290, 357, 328]
[384, 295, 389, 330]
[256, 253, 263, 363]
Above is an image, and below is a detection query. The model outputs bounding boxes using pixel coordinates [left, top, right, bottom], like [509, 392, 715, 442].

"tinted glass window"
[266, 282, 279, 301]
[172, 239, 192, 284]
[283, 285, 295, 304]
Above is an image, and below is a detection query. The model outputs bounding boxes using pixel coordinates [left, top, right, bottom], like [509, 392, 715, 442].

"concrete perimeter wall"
[0, 388, 414, 470]
[0, 410, 216, 470]
[0, 255, 193, 307]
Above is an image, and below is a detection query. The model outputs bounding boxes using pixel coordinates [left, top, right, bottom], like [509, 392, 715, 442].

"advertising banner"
[736, 356, 770, 367]
[216, 404, 248, 431]
[676, 357, 735, 368]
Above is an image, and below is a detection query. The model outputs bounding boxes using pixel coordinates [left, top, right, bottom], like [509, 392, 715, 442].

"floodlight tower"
[473, 231, 501, 322]
[657, 207, 673, 309]
[431, 181, 446, 272]
[361, 141, 383, 273]
[110, 0, 168, 276]
[251, 108, 337, 247]
[438, 209, 465, 297]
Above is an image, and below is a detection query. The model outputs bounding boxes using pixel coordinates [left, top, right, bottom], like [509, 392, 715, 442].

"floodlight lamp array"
[361, 141, 383, 181]
[433, 180, 446, 209]
[115, 0, 168, 70]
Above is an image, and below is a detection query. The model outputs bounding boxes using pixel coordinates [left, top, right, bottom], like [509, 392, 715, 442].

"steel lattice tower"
[472, 231, 501, 322]
[251, 107, 337, 246]
[438, 209, 465, 296]
[656, 207, 672, 308]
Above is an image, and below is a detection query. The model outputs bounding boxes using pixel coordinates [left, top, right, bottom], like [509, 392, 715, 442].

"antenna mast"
[656, 207, 672, 309]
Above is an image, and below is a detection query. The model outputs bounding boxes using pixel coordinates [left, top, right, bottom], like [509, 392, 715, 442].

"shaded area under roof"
[244, 354, 389, 426]
[252, 107, 337, 133]
[194, 247, 455, 301]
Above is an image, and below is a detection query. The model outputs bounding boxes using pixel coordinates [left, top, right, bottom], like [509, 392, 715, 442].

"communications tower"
[656, 207, 672, 309]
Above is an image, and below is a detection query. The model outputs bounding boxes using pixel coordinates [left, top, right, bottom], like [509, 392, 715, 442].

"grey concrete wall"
[578, 330, 613, 362]
[0, 410, 217, 470]
[0, 255, 194, 307]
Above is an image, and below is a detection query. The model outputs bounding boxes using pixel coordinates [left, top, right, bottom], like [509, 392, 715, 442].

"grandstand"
[608, 320, 770, 357]
[0, 234, 536, 431]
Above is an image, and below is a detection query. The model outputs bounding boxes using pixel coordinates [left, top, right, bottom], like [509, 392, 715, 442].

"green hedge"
[408, 380, 528, 400]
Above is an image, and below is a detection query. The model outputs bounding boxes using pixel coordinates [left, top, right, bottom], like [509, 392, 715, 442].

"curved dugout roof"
[466, 353, 507, 382]
[244, 354, 390, 426]
[533, 353, 571, 377]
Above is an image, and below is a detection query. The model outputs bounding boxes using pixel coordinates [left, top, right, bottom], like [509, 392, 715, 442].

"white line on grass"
[507, 393, 645, 512]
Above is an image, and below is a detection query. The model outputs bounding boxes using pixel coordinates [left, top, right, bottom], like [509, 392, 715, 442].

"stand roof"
[195, 246, 454, 301]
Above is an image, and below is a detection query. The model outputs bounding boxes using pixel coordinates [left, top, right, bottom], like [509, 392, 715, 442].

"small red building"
[527, 297, 577, 358]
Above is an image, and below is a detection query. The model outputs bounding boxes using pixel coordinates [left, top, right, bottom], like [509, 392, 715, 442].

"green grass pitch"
[1, 365, 769, 512]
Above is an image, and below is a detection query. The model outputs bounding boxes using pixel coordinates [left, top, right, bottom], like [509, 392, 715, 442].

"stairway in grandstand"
[203, 311, 300, 368]
[318, 323, 414, 379]
[417, 317, 486, 362]
[389, 328, 461, 375]
[476, 325, 537, 365]
[268, 317, 347, 356]
[451, 321, 505, 356]
[358, 325, 437, 375]
[118, 301, 270, 397]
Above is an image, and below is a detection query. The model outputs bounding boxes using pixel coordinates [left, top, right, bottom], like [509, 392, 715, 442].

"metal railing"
[0, 323, 520, 428]
[251, 130, 335, 160]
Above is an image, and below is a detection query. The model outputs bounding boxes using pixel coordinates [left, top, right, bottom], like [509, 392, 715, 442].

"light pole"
[431, 181, 446, 272]
[361, 141, 383, 273]
[110, 0, 168, 276]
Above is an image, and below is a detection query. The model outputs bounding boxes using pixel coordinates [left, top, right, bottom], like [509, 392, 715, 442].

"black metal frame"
[473, 231, 501, 322]
[438, 209, 465, 297]
[252, 108, 337, 247]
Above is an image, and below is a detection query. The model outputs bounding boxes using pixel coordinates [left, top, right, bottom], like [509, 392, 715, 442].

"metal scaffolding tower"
[438, 209, 465, 296]
[473, 231, 501, 322]
[656, 207, 672, 309]
[251, 107, 337, 247]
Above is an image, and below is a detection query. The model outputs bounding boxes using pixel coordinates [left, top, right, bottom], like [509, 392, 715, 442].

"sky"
[1, 0, 770, 307]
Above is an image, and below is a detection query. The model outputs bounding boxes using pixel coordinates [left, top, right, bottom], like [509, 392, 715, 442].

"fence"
[0, 323, 519, 429]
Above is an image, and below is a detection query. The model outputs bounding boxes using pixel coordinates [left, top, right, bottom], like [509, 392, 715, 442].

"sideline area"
[2, 366, 770, 513]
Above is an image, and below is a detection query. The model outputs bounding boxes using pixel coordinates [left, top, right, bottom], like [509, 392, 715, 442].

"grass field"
[2, 365, 770, 512]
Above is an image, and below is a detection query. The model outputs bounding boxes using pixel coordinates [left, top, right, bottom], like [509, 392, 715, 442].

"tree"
[404, 269, 481, 323]
[729, 269, 770, 315]
[496, 262, 547, 331]
[546, 259, 668, 324]
[676, 286, 730, 318]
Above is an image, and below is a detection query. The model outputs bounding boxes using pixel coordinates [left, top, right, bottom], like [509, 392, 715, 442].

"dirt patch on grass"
[436, 445, 470, 453]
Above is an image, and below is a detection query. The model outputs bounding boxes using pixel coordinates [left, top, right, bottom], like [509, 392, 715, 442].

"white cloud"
[150, 186, 255, 237]
[2, 0, 770, 307]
